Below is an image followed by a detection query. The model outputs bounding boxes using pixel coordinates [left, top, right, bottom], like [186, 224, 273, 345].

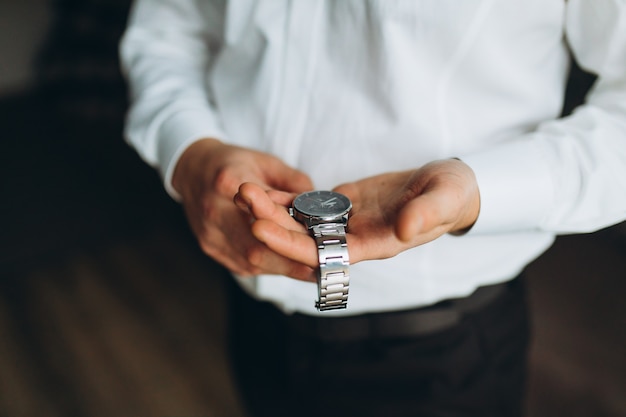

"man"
[120, 1, 626, 416]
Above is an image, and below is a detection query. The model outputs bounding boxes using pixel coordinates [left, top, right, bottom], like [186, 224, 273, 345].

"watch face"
[293, 190, 352, 218]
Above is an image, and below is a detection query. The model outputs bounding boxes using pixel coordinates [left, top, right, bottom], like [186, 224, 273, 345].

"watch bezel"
[292, 190, 352, 226]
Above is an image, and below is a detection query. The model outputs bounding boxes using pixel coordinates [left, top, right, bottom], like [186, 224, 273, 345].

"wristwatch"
[290, 190, 352, 311]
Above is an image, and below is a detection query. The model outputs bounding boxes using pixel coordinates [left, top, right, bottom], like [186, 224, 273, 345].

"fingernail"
[234, 194, 251, 214]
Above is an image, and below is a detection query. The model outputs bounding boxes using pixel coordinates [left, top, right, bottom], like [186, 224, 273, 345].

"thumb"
[263, 158, 314, 193]
[394, 188, 456, 242]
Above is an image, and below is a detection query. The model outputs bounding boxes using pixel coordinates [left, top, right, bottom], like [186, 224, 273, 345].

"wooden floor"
[1, 93, 625, 417]
[1, 222, 625, 417]
[0, 226, 246, 417]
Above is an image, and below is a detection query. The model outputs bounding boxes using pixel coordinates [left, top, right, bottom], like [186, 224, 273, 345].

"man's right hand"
[172, 138, 315, 280]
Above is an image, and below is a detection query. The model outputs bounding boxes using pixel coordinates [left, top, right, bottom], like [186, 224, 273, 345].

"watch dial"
[293, 191, 352, 218]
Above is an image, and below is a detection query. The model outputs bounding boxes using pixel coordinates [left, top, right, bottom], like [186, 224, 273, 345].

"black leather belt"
[286, 280, 513, 342]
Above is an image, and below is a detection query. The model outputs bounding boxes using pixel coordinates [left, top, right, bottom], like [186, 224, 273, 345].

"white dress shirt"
[120, 0, 626, 316]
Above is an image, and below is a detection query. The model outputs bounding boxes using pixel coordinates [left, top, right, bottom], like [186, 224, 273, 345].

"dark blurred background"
[0, 1, 624, 416]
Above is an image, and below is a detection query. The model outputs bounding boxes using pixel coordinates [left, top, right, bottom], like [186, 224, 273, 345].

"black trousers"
[227, 276, 530, 417]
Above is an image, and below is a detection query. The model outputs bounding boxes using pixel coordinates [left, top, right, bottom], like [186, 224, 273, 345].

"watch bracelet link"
[312, 223, 350, 311]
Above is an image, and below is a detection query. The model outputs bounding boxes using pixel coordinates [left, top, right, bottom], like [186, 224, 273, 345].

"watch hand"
[321, 197, 338, 207]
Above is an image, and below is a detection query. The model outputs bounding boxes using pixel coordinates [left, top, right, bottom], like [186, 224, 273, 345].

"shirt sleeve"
[119, 0, 228, 199]
[460, 0, 626, 235]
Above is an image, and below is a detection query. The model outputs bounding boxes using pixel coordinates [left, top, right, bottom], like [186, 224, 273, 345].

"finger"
[332, 182, 361, 207]
[236, 183, 305, 231]
[233, 193, 252, 215]
[244, 242, 317, 282]
[264, 158, 314, 193]
[395, 189, 456, 242]
[198, 227, 315, 281]
[251, 219, 319, 268]
[266, 189, 299, 207]
[192, 198, 264, 275]
[235, 182, 279, 218]
[196, 209, 313, 280]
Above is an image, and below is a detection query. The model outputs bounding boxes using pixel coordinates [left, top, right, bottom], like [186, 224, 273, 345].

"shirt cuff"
[458, 137, 554, 235]
[156, 108, 228, 201]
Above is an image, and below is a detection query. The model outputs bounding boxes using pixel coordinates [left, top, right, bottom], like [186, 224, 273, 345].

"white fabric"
[120, 0, 626, 316]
